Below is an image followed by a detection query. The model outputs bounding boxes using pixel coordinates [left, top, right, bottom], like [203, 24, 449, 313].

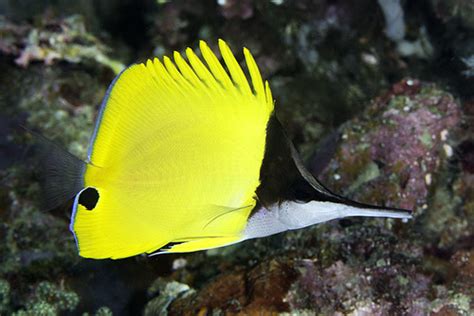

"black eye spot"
[78, 187, 99, 210]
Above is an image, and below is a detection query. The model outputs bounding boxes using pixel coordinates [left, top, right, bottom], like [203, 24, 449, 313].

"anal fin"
[149, 236, 241, 255]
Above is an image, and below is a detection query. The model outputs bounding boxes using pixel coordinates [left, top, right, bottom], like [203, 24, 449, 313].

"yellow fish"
[36, 40, 411, 259]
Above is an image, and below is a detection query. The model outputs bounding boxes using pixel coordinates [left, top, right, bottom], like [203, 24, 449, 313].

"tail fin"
[23, 127, 85, 210]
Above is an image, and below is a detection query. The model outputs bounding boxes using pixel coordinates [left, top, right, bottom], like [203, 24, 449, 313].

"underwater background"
[0, 0, 473, 315]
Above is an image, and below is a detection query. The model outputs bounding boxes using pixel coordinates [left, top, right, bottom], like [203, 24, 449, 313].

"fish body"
[38, 40, 411, 259]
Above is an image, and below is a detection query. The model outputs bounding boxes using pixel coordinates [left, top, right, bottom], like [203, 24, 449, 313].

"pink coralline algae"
[320, 79, 462, 212]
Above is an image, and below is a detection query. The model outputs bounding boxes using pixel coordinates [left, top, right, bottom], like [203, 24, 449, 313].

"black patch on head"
[256, 115, 316, 207]
[255, 115, 412, 216]
[78, 187, 99, 210]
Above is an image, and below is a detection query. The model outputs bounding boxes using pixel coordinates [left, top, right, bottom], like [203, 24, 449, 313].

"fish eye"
[78, 187, 99, 211]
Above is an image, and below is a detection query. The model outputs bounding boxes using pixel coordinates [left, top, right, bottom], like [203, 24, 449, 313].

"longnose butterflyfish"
[38, 40, 412, 259]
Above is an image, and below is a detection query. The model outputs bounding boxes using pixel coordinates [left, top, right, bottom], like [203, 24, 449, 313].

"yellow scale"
[72, 40, 274, 259]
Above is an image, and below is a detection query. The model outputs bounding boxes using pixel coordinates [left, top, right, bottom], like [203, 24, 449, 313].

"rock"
[319, 79, 462, 212]
[168, 258, 296, 314]
[144, 279, 194, 316]
[1, 1, 473, 314]
[451, 250, 474, 284]
[0, 14, 124, 73]
[429, 0, 474, 30]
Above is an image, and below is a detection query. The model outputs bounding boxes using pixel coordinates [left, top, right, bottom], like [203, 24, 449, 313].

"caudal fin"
[24, 128, 85, 210]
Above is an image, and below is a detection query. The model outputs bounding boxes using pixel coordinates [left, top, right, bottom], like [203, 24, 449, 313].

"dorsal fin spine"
[243, 47, 265, 103]
[185, 48, 221, 93]
[218, 39, 252, 96]
[199, 41, 235, 92]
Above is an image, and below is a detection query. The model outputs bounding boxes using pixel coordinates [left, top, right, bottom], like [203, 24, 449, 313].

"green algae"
[0, 279, 10, 314]
[419, 130, 433, 147]
[430, 292, 473, 315]
[423, 182, 467, 249]
[94, 307, 114, 316]
[11, 281, 79, 316]
[346, 161, 380, 194]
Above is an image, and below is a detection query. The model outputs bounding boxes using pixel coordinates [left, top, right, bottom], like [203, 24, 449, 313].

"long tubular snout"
[242, 200, 412, 241]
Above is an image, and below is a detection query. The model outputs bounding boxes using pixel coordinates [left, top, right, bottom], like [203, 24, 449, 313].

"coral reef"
[319, 79, 461, 211]
[0, 14, 124, 73]
[13, 281, 79, 315]
[0, 0, 472, 314]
